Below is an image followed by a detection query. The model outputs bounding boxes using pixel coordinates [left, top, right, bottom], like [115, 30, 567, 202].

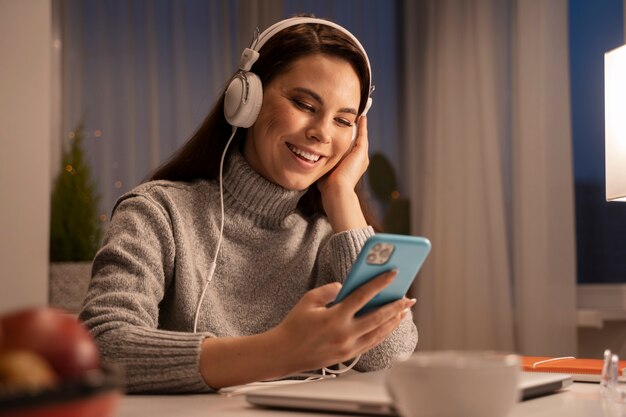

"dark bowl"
[0, 366, 123, 417]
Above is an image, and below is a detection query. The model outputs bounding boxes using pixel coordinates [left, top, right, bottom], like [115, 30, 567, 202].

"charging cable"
[322, 354, 361, 375]
[220, 356, 363, 397]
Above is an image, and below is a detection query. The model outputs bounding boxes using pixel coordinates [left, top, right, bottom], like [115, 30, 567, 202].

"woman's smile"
[286, 142, 322, 164]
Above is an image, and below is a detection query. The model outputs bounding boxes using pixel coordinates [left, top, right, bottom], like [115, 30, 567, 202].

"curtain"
[402, 0, 577, 356]
[511, 0, 577, 356]
[54, 0, 285, 219]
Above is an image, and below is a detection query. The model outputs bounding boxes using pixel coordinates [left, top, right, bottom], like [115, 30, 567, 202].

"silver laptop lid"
[245, 369, 572, 416]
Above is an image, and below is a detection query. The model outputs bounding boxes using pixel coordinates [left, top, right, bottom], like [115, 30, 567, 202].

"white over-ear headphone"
[223, 16, 373, 128]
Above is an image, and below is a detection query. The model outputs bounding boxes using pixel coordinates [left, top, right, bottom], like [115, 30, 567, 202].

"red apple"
[0, 307, 100, 379]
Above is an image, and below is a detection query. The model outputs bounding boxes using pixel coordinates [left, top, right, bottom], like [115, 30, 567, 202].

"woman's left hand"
[317, 116, 370, 231]
[319, 115, 369, 194]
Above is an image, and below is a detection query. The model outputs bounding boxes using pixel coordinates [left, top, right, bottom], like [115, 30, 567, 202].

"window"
[569, 0, 626, 284]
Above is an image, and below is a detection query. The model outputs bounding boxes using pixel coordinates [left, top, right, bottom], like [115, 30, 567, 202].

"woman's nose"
[305, 117, 332, 144]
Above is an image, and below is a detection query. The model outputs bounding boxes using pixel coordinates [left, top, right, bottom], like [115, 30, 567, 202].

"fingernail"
[402, 299, 415, 310]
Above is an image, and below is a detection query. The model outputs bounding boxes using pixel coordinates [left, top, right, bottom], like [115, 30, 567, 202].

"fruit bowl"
[0, 365, 122, 417]
[0, 307, 123, 417]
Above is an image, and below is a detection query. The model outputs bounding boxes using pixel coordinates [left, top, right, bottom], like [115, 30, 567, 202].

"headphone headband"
[250, 17, 372, 92]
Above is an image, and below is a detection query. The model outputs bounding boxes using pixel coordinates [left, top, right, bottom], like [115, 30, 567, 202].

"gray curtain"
[402, 0, 577, 356]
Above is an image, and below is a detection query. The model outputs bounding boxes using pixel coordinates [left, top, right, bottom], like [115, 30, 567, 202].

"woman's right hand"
[269, 270, 416, 375]
[199, 270, 415, 389]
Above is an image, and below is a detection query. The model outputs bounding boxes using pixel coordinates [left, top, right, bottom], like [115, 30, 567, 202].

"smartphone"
[333, 233, 431, 316]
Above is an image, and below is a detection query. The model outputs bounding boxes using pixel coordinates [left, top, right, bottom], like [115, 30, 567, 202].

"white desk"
[115, 382, 626, 417]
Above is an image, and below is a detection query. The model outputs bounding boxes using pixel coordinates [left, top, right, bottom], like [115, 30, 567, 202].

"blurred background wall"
[0, 1, 51, 313]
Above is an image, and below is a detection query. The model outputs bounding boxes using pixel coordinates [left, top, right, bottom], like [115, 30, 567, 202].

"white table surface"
[114, 382, 626, 417]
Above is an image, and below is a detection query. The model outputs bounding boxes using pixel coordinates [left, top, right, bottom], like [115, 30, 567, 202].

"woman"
[79, 16, 417, 394]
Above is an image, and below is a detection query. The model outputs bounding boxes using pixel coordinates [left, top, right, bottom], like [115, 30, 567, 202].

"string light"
[114, 180, 122, 189]
[65, 164, 73, 173]
[391, 191, 400, 199]
[68, 131, 75, 139]
[94, 130, 102, 138]
[99, 214, 108, 222]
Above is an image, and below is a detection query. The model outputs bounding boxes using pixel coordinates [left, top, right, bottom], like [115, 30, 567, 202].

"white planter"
[49, 262, 92, 314]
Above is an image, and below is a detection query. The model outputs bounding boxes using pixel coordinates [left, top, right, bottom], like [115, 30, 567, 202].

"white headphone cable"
[191, 125, 362, 374]
[193, 125, 238, 334]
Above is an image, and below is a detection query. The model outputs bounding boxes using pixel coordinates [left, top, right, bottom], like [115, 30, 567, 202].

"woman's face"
[243, 54, 361, 191]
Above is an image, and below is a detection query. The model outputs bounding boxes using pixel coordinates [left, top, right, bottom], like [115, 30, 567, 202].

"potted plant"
[49, 124, 103, 313]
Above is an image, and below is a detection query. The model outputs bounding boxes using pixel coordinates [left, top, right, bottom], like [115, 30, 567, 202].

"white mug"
[386, 351, 520, 417]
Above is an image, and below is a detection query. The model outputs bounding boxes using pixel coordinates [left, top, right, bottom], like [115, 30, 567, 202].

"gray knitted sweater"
[79, 152, 417, 393]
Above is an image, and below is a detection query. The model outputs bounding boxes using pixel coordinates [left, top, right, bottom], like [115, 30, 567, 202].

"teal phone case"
[334, 233, 431, 315]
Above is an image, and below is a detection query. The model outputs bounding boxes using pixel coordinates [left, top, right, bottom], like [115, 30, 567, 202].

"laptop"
[245, 369, 572, 416]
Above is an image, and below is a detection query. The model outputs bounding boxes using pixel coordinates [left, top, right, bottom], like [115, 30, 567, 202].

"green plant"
[367, 153, 411, 234]
[49, 124, 102, 262]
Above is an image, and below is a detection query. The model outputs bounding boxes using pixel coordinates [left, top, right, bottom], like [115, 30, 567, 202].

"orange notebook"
[521, 356, 626, 383]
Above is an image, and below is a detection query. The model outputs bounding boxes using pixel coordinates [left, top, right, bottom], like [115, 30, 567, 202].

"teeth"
[287, 144, 320, 162]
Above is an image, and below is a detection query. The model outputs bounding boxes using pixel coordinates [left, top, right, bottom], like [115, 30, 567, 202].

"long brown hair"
[150, 19, 380, 229]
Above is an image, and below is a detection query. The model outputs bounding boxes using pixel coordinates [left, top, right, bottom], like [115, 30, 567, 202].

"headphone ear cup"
[224, 72, 263, 128]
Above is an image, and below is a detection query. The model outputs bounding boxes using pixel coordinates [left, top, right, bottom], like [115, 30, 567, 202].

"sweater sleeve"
[79, 194, 213, 394]
[316, 227, 418, 371]
[316, 227, 375, 284]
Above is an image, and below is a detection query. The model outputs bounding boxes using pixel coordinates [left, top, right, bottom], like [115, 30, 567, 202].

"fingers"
[347, 116, 368, 161]
[355, 296, 416, 355]
[336, 270, 397, 316]
[354, 297, 416, 335]
[356, 309, 407, 354]
[355, 115, 368, 143]
[304, 282, 342, 306]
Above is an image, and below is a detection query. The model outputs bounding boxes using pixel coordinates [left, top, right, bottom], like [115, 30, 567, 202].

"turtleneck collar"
[221, 151, 308, 223]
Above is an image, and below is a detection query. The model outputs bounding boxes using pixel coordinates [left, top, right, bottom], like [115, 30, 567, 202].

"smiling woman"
[78, 17, 417, 394]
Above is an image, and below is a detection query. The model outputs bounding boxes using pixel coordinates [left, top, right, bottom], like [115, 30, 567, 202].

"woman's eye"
[335, 118, 354, 127]
[293, 100, 314, 112]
